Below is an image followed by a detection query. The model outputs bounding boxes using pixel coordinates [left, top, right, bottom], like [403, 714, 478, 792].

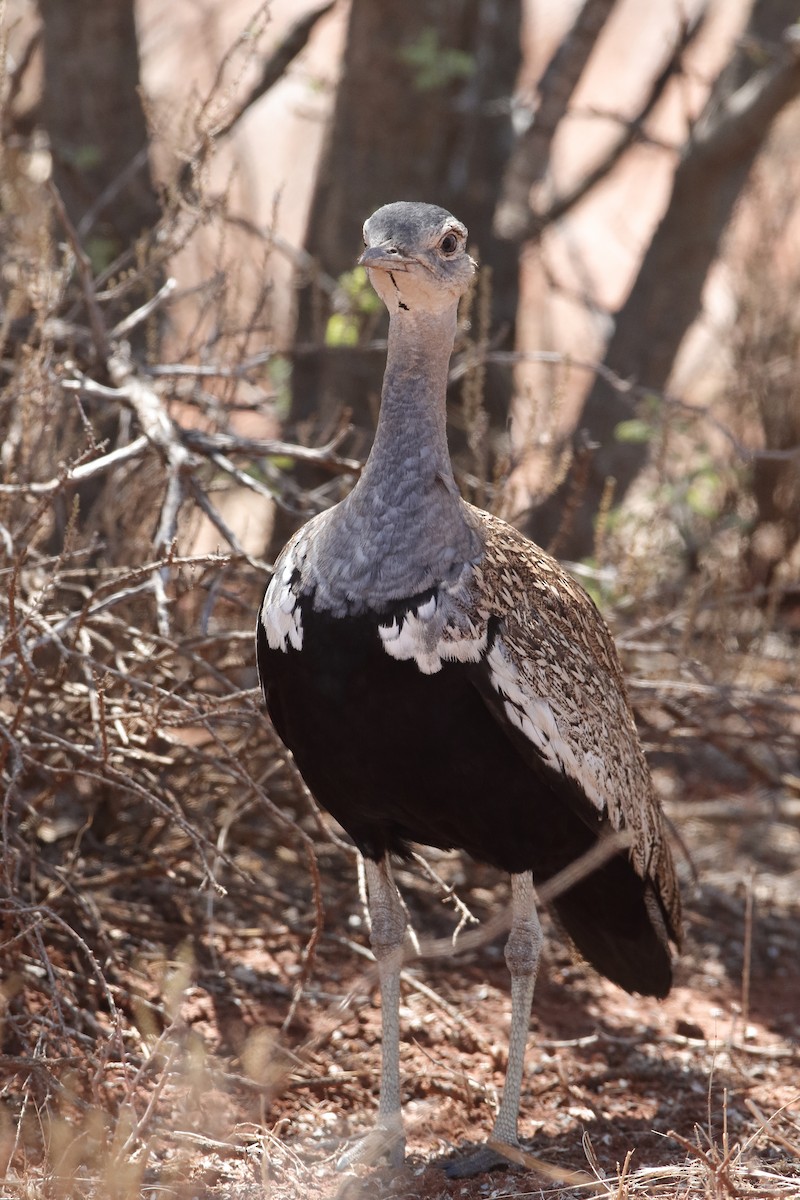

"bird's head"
[359, 201, 476, 316]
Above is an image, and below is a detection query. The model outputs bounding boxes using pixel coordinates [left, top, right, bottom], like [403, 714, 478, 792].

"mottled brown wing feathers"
[471, 509, 682, 945]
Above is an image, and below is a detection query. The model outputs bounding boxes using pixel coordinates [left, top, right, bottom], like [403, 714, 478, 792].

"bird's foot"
[441, 1138, 520, 1179]
[336, 1118, 406, 1171]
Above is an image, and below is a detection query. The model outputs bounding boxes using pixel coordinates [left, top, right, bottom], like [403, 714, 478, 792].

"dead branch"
[452, 345, 800, 468]
[47, 179, 110, 361]
[693, 24, 800, 166]
[494, 3, 706, 243]
[179, 1, 336, 193]
[0, 435, 150, 495]
[211, 1, 336, 144]
[182, 427, 361, 475]
[494, 0, 617, 240]
[109, 276, 177, 340]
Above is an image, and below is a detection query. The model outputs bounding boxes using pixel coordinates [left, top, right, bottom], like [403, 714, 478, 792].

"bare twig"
[494, 0, 618, 241]
[539, 11, 706, 230]
[413, 829, 632, 960]
[452, 346, 800, 465]
[179, 1, 335, 192]
[209, 2, 335, 145]
[0, 435, 150, 494]
[495, 7, 705, 241]
[76, 145, 153, 241]
[110, 276, 178, 340]
[3, 29, 42, 123]
[47, 179, 110, 361]
[183, 426, 362, 475]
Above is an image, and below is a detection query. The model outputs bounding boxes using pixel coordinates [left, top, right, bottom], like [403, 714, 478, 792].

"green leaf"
[85, 236, 119, 273]
[325, 313, 360, 347]
[267, 356, 292, 420]
[614, 418, 653, 444]
[399, 29, 475, 91]
[686, 475, 720, 518]
[337, 266, 381, 315]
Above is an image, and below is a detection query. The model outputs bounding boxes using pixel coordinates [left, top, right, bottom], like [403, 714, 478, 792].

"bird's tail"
[550, 850, 673, 998]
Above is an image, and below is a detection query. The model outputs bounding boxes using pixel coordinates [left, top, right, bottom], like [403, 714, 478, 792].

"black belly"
[259, 599, 604, 875]
[257, 596, 672, 997]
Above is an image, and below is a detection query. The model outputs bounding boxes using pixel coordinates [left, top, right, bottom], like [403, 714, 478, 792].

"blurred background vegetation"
[1, 1, 799, 1195]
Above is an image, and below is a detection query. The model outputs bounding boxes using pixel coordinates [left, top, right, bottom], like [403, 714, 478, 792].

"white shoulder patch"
[260, 545, 305, 652]
[377, 572, 487, 675]
[487, 639, 607, 813]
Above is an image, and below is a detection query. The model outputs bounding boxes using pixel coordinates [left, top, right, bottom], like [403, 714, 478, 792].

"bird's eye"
[439, 232, 459, 255]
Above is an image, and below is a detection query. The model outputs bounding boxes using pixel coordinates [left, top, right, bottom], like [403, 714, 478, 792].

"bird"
[256, 201, 682, 1177]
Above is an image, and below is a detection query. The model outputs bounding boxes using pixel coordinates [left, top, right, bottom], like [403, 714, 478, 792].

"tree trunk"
[37, 0, 161, 546]
[526, 0, 800, 560]
[38, 0, 160, 261]
[494, 0, 618, 241]
[291, 0, 522, 440]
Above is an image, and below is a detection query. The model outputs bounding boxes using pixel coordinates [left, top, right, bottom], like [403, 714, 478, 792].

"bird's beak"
[358, 246, 411, 272]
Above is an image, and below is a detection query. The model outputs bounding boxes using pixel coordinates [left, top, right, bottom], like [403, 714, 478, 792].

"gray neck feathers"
[309, 304, 481, 610]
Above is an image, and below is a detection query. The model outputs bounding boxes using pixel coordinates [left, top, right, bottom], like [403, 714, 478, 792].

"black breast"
[257, 594, 672, 996]
[259, 595, 604, 874]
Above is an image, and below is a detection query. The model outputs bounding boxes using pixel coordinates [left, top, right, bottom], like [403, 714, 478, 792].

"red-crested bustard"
[257, 201, 682, 1176]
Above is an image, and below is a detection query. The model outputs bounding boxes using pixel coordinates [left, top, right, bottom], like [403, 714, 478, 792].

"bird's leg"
[446, 872, 542, 1178]
[368, 855, 407, 1148]
[337, 854, 407, 1170]
[493, 872, 542, 1144]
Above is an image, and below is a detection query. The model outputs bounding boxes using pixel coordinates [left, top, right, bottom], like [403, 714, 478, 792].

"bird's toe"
[441, 1139, 520, 1178]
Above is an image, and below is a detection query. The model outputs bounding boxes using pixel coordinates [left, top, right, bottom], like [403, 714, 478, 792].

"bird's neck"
[356, 305, 459, 504]
[310, 303, 480, 610]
